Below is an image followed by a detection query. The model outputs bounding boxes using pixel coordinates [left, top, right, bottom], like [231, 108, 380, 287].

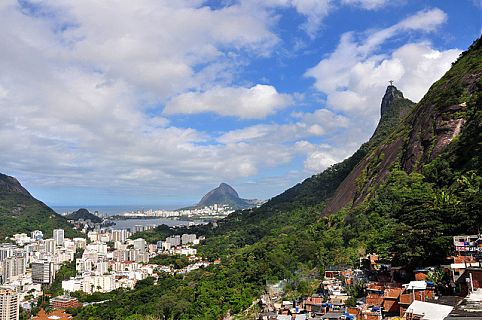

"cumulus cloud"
[305, 8, 458, 117]
[299, 8, 460, 174]
[0, 0, 291, 200]
[164, 85, 292, 119]
[294, 141, 350, 172]
[217, 108, 348, 144]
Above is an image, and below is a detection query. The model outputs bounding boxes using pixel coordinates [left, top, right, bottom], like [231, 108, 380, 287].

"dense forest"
[72, 37, 482, 319]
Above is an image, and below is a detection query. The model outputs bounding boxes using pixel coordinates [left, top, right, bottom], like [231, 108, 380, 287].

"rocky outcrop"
[401, 102, 468, 173]
[0, 173, 31, 196]
[323, 86, 414, 215]
[324, 37, 482, 215]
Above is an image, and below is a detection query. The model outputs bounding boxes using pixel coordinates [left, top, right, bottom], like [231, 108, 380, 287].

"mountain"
[324, 38, 482, 216]
[74, 37, 482, 320]
[322, 85, 416, 214]
[193, 182, 260, 210]
[64, 208, 102, 223]
[199, 36, 481, 272]
[0, 173, 81, 240]
[265, 84, 415, 214]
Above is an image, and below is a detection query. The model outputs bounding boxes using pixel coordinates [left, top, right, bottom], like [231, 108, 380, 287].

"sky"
[0, 0, 480, 208]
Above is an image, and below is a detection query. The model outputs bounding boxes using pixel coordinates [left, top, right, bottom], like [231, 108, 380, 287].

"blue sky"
[0, 0, 480, 207]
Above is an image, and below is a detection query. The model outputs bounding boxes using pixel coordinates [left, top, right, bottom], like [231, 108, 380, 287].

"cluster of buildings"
[258, 234, 482, 320]
[120, 204, 234, 218]
[0, 229, 84, 320]
[0, 222, 212, 320]
[60, 229, 208, 295]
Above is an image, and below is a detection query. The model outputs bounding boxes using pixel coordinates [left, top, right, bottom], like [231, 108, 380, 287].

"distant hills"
[0, 173, 81, 240]
[64, 208, 102, 223]
[191, 182, 262, 210]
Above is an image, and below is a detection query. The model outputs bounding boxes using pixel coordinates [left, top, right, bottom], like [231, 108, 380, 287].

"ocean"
[111, 218, 194, 230]
[51, 205, 185, 216]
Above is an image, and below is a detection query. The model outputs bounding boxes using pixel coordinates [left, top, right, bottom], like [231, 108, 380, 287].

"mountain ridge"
[324, 37, 482, 215]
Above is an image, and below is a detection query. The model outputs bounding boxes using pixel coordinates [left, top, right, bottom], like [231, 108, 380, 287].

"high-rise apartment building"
[53, 229, 65, 246]
[31, 230, 43, 241]
[0, 289, 19, 320]
[32, 260, 55, 284]
[0, 244, 16, 262]
[1, 256, 26, 284]
[44, 239, 56, 254]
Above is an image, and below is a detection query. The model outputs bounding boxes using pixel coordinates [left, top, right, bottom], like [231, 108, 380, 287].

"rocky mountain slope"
[0, 173, 80, 240]
[263, 85, 415, 215]
[324, 37, 482, 215]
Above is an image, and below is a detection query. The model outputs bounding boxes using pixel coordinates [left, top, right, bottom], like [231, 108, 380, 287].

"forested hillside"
[0, 173, 81, 240]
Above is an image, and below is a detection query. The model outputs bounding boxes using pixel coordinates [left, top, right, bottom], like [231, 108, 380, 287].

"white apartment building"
[44, 239, 56, 255]
[0, 289, 19, 320]
[30, 230, 43, 241]
[1, 257, 26, 284]
[133, 238, 146, 251]
[0, 244, 16, 262]
[53, 229, 65, 246]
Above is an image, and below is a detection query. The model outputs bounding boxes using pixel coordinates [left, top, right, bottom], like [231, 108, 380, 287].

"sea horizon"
[51, 204, 191, 216]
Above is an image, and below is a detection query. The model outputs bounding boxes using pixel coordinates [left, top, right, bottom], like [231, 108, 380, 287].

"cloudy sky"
[0, 0, 480, 208]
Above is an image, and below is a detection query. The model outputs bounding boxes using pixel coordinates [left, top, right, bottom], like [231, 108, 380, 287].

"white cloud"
[341, 0, 388, 10]
[305, 8, 457, 117]
[0, 0, 291, 199]
[217, 108, 348, 144]
[291, 0, 332, 37]
[299, 8, 460, 174]
[295, 141, 350, 172]
[164, 85, 292, 119]
[35, 1, 279, 100]
[304, 151, 338, 171]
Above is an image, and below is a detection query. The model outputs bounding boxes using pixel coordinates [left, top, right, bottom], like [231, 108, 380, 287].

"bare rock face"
[323, 86, 413, 215]
[402, 102, 470, 173]
[0, 173, 31, 196]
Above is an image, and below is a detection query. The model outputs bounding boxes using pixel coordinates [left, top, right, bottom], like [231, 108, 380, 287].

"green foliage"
[64, 208, 102, 223]
[149, 255, 190, 269]
[0, 188, 82, 240]
[44, 260, 77, 297]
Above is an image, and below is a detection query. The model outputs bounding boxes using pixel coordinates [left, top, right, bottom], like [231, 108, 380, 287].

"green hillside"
[0, 173, 81, 240]
[64, 208, 102, 224]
